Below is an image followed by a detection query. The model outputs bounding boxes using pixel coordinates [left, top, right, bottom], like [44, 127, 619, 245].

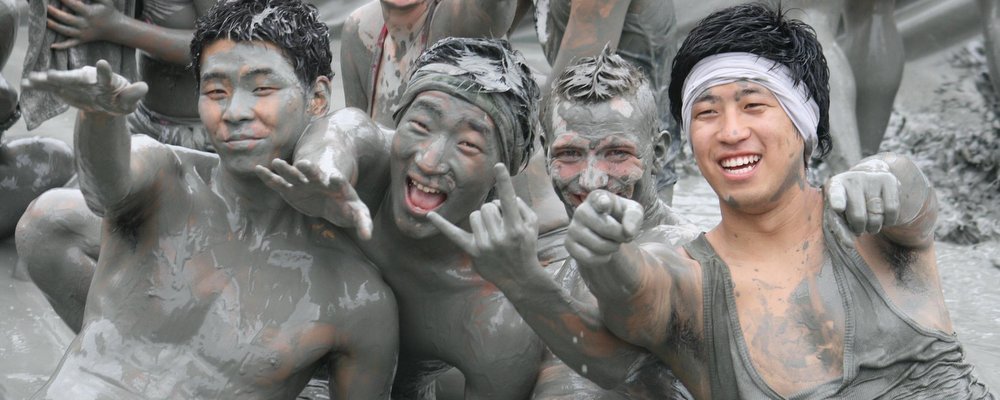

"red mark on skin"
[557, 314, 616, 358]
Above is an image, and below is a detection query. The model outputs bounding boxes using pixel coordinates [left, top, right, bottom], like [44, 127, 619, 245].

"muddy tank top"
[683, 211, 995, 399]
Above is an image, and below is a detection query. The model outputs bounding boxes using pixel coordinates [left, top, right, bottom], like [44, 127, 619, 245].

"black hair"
[413, 37, 540, 172]
[190, 0, 332, 87]
[668, 3, 832, 159]
[539, 47, 657, 149]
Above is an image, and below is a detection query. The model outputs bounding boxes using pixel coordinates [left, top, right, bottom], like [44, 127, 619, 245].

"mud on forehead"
[550, 95, 658, 141]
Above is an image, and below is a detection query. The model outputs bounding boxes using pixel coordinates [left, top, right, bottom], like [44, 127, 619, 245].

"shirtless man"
[529, 0, 682, 203]
[340, 0, 568, 235]
[566, 4, 994, 398]
[257, 37, 547, 398]
[21, 0, 398, 398]
[429, 50, 695, 398]
[17, 0, 217, 329]
[1, 0, 74, 239]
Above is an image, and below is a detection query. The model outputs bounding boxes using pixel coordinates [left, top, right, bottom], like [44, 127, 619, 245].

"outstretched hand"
[254, 159, 373, 240]
[427, 163, 541, 288]
[826, 158, 901, 246]
[564, 190, 643, 268]
[46, 0, 122, 50]
[21, 60, 146, 115]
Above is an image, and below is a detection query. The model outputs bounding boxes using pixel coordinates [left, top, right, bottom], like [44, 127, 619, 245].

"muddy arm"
[340, 11, 372, 111]
[873, 153, 937, 249]
[45, 0, 195, 64]
[22, 61, 160, 216]
[567, 191, 685, 351]
[546, 0, 631, 89]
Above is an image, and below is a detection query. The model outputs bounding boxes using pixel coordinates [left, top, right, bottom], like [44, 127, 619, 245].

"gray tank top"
[683, 213, 994, 399]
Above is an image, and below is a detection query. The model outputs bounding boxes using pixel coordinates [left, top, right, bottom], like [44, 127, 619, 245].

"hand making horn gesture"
[255, 159, 374, 240]
[428, 163, 541, 288]
[564, 189, 644, 268]
[826, 158, 902, 246]
[21, 59, 147, 115]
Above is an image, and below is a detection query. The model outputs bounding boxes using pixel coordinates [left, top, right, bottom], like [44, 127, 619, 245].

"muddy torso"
[33, 148, 390, 400]
[136, 0, 215, 119]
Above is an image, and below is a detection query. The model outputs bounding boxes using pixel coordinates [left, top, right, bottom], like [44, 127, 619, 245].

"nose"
[414, 135, 450, 175]
[578, 159, 609, 191]
[719, 109, 751, 144]
[222, 91, 255, 123]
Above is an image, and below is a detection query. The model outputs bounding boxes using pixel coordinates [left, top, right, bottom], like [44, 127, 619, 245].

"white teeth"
[721, 155, 761, 168]
[414, 182, 441, 194]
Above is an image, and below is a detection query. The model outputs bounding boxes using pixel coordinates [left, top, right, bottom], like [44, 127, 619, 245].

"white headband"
[680, 52, 820, 160]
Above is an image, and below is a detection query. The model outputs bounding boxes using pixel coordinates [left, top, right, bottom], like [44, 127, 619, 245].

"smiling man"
[20, 0, 398, 398]
[561, 4, 995, 399]
[428, 49, 696, 398]
[257, 37, 548, 398]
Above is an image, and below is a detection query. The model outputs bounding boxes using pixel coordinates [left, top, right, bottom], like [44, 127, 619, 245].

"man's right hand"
[21, 60, 146, 115]
[254, 159, 373, 240]
[564, 190, 644, 267]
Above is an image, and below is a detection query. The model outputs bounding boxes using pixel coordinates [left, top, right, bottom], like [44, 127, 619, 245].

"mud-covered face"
[546, 96, 657, 212]
[390, 90, 501, 239]
[688, 80, 806, 212]
[198, 40, 321, 177]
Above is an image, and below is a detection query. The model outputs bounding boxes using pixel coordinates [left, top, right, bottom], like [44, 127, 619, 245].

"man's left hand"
[428, 163, 542, 288]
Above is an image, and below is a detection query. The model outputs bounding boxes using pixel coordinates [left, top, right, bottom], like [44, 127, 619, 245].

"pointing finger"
[428, 211, 477, 255]
[493, 163, 521, 227]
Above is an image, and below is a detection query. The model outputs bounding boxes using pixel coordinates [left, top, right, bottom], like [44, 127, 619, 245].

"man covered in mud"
[340, 0, 569, 238]
[1, 0, 74, 239]
[257, 37, 548, 398]
[20, 0, 399, 398]
[564, 4, 995, 398]
[428, 49, 696, 398]
[528, 0, 682, 204]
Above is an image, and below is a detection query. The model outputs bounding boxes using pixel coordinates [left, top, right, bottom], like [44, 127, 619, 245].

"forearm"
[547, 0, 629, 88]
[107, 17, 193, 64]
[500, 268, 650, 389]
[872, 152, 937, 247]
[74, 111, 132, 214]
[577, 243, 674, 349]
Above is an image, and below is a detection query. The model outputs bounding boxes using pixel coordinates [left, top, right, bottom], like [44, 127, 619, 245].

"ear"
[307, 76, 332, 117]
[651, 128, 670, 172]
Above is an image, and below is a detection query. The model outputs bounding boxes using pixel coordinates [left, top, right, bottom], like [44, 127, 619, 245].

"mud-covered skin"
[263, 92, 548, 398]
[21, 42, 399, 399]
[1, 0, 75, 239]
[780, 0, 860, 173]
[980, 0, 1000, 96]
[340, 0, 569, 234]
[569, 78, 950, 398]
[841, 0, 903, 156]
[428, 89, 693, 397]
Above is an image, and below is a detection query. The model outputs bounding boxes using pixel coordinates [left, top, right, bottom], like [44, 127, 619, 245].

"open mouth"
[405, 177, 447, 214]
[719, 154, 761, 176]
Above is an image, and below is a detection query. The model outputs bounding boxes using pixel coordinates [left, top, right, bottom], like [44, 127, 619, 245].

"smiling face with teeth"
[688, 80, 807, 212]
[389, 90, 502, 238]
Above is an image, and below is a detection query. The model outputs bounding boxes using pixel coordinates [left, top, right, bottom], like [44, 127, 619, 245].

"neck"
[382, 1, 431, 45]
[709, 184, 824, 258]
[215, 167, 296, 229]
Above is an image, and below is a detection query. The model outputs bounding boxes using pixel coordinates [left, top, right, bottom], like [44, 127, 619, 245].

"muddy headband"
[681, 52, 820, 160]
[393, 63, 529, 175]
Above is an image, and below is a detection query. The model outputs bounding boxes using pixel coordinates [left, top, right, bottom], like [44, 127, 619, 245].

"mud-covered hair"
[190, 0, 332, 87]
[668, 3, 832, 159]
[539, 47, 658, 149]
[410, 37, 540, 173]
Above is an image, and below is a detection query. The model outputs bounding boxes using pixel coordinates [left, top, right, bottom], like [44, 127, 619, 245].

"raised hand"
[254, 158, 373, 240]
[427, 163, 541, 288]
[21, 60, 146, 115]
[564, 190, 643, 267]
[46, 0, 122, 49]
[826, 157, 902, 245]
[0, 73, 16, 123]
